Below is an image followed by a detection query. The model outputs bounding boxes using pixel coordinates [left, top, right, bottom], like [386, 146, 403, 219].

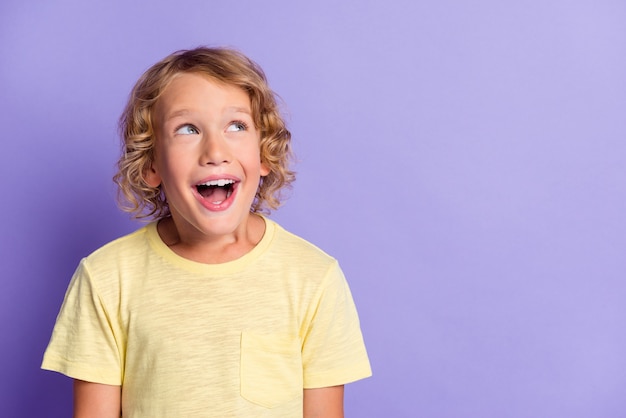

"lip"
[192, 174, 240, 212]
[195, 173, 241, 185]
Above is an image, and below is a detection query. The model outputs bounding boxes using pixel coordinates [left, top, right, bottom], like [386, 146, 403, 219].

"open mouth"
[196, 179, 236, 205]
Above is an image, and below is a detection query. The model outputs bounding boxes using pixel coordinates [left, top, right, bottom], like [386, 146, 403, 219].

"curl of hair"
[113, 47, 295, 219]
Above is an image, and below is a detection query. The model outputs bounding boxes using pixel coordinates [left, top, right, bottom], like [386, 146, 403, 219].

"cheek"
[155, 143, 189, 174]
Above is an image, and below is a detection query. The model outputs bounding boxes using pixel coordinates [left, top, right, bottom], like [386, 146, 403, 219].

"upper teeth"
[199, 179, 234, 187]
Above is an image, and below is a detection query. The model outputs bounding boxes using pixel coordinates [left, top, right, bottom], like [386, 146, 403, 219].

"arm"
[73, 380, 121, 418]
[303, 385, 344, 418]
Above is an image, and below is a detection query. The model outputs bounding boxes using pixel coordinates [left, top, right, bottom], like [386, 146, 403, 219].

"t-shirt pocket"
[240, 331, 303, 408]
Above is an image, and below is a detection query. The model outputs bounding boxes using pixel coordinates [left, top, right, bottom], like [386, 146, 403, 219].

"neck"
[156, 214, 266, 264]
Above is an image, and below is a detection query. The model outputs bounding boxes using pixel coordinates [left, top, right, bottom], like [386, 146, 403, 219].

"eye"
[175, 124, 200, 135]
[226, 121, 248, 132]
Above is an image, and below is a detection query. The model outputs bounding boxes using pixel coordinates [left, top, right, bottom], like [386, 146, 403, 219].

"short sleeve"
[301, 261, 372, 388]
[41, 259, 124, 385]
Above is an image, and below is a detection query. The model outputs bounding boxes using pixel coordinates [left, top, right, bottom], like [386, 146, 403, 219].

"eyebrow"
[163, 107, 252, 121]
[164, 109, 192, 121]
[227, 106, 252, 114]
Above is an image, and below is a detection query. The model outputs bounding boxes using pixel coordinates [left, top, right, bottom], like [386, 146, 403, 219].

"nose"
[200, 131, 231, 166]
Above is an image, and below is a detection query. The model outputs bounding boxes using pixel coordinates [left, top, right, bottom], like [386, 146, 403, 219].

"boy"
[42, 47, 371, 417]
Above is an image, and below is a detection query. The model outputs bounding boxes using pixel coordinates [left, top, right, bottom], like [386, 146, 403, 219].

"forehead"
[154, 72, 251, 117]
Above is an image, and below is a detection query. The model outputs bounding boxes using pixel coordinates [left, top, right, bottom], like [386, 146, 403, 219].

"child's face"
[146, 72, 269, 240]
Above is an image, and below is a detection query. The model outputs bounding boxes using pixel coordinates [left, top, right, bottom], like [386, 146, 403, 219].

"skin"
[146, 72, 270, 264]
[303, 386, 345, 418]
[73, 381, 344, 417]
[74, 73, 344, 416]
[73, 380, 120, 418]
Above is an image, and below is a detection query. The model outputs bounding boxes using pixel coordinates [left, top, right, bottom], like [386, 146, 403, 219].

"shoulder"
[259, 218, 348, 296]
[265, 218, 337, 267]
[80, 223, 154, 276]
[89, 223, 152, 255]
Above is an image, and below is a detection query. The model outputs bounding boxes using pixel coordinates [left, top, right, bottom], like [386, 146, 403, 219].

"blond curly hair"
[114, 47, 294, 219]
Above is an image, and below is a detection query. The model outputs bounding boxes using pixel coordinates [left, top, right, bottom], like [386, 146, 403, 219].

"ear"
[145, 162, 162, 187]
[260, 161, 270, 177]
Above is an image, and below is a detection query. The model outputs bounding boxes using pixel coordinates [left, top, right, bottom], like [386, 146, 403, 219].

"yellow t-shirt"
[42, 218, 371, 417]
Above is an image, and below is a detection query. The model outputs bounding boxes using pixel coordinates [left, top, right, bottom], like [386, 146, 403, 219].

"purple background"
[1, 0, 625, 416]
